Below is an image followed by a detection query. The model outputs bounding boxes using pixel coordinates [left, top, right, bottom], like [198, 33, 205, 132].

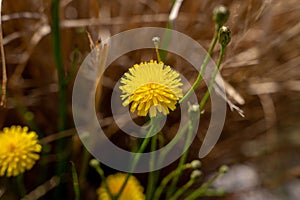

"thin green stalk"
[153, 38, 161, 62]
[52, 0, 68, 197]
[79, 148, 90, 186]
[70, 162, 80, 200]
[16, 174, 26, 198]
[52, 0, 67, 131]
[91, 160, 115, 200]
[185, 173, 224, 200]
[166, 104, 199, 199]
[184, 167, 226, 200]
[155, 48, 161, 62]
[169, 179, 194, 200]
[146, 134, 159, 200]
[179, 24, 221, 104]
[198, 188, 225, 197]
[115, 120, 157, 200]
[160, 0, 182, 61]
[157, 123, 189, 167]
[199, 45, 226, 109]
[160, 22, 172, 62]
[153, 164, 191, 200]
[165, 129, 191, 198]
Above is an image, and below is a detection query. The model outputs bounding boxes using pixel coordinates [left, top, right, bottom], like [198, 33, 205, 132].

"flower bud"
[89, 159, 100, 168]
[190, 160, 201, 169]
[213, 5, 229, 26]
[152, 36, 160, 43]
[190, 170, 202, 180]
[219, 165, 229, 174]
[188, 104, 199, 113]
[218, 26, 231, 46]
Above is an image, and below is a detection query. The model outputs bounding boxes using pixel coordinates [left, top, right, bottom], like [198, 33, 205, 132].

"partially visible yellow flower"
[97, 173, 145, 200]
[119, 60, 183, 117]
[0, 125, 42, 177]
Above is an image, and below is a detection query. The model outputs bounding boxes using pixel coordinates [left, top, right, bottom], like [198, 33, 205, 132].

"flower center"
[133, 83, 178, 105]
[8, 143, 17, 152]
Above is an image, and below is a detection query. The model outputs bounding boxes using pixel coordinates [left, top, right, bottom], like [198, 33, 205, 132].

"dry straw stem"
[0, 0, 7, 106]
[0, 0, 298, 198]
[95, 38, 109, 112]
[3, 11, 50, 104]
[39, 128, 76, 144]
[169, 0, 184, 22]
[11, 24, 50, 81]
[21, 176, 60, 200]
[60, 13, 206, 28]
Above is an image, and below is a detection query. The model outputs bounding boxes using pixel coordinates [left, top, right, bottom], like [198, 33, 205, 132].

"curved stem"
[93, 162, 114, 200]
[179, 24, 221, 104]
[169, 179, 194, 200]
[70, 162, 80, 200]
[165, 104, 199, 198]
[115, 119, 156, 199]
[146, 134, 159, 200]
[185, 167, 226, 200]
[153, 164, 191, 200]
[157, 123, 188, 167]
[199, 45, 226, 109]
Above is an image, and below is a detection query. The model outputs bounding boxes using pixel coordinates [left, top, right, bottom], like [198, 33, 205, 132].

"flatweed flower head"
[119, 60, 183, 117]
[0, 125, 42, 177]
[97, 173, 145, 200]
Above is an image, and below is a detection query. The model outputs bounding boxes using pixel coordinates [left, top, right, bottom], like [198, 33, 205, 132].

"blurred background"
[0, 0, 299, 199]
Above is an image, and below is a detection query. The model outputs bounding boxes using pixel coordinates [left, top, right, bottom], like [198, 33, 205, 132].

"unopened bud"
[89, 159, 100, 168]
[188, 103, 200, 113]
[152, 37, 160, 43]
[190, 170, 202, 180]
[219, 165, 229, 174]
[190, 160, 201, 169]
[218, 26, 231, 46]
[213, 5, 229, 26]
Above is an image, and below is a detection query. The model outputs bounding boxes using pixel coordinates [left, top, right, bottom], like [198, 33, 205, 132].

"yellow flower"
[119, 60, 183, 117]
[0, 125, 42, 177]
[97, 173, 145, 200]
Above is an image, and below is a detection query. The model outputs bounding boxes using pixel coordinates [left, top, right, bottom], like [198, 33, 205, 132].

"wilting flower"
[97, 173, 145, 200]
[0, 125, 42, 177]
[119, 60, 183, 117]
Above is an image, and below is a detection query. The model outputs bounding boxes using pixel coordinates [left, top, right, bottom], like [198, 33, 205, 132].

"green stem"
[199, 45, 226, 109]
[169, 179, 194, 200]
[115, 119, 157, 200]
[52, 1, 68, 198]
[179, 24, 221, 104]
[153, 40, 162, 62]
[165, 105, 198, 199]
[157, 123, 189, 167]
[185, 166, 227, 200]
[93, 162, 115, 200]
[70, 162, 80, 200]
[79, 148, 90, 186]
[153, 164, 191, 200]
[52, 0, 67, 131]
[160, 22, 172, 62]
[156, 48, 161, 62]
[16, 174, 26, 197]
[146, 134, 159, 200]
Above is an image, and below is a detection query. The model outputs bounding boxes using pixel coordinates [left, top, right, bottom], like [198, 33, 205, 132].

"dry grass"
[0, 0, 299, 199]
